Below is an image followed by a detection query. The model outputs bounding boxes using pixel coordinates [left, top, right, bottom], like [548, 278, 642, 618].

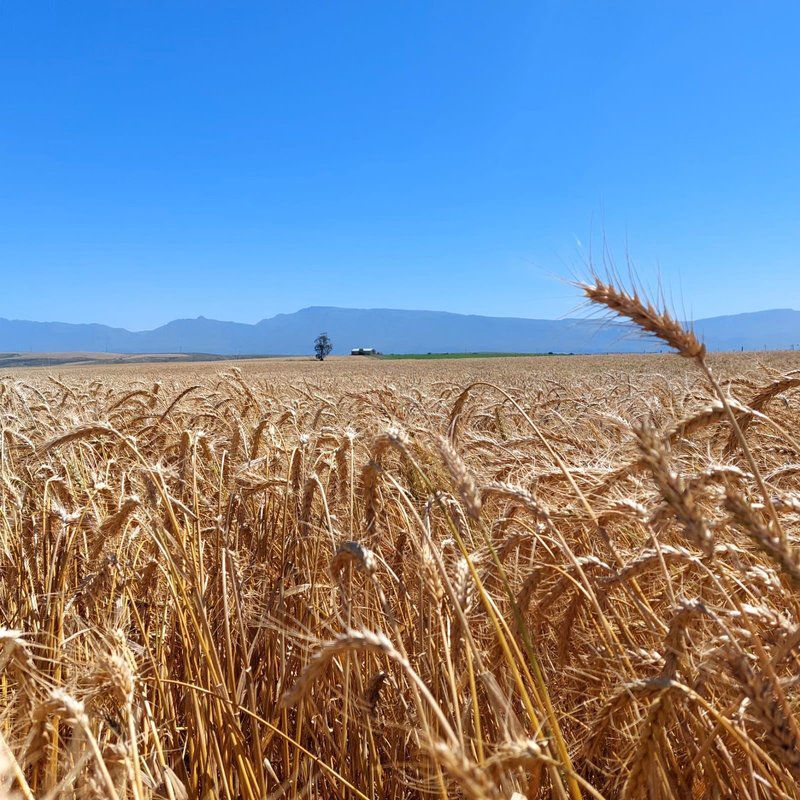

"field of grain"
[3, 296, 800, 798]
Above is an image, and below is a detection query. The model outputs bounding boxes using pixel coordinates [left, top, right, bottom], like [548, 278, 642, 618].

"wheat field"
[3, 289, 800, 799]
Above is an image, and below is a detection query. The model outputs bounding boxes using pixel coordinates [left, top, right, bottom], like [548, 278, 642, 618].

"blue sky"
[1, 2, 799, 329]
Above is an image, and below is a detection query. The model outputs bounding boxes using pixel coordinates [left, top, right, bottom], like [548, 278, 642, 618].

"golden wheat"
[0, 312, 800, 797]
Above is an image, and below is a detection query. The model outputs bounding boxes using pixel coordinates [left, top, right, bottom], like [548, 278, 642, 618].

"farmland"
[3, 321, 800, 797]
[380, 352, 556, 360]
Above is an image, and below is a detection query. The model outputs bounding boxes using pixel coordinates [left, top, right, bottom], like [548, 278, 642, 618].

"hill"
[0, 306, 798, 355]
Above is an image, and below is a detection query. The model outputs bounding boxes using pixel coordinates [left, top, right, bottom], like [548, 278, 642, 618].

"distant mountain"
[1, 306, 799, 356]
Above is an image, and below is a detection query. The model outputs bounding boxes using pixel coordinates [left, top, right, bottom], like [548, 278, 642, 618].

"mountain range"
[1, 306, 799, 356]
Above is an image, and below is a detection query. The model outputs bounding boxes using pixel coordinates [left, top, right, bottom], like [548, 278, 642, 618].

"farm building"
[350, 347, 378, 356]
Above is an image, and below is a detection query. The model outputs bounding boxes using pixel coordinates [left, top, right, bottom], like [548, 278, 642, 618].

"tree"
[314, 332, 333, 361]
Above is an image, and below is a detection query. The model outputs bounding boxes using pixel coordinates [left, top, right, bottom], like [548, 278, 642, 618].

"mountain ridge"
[1, 306, 799, 355]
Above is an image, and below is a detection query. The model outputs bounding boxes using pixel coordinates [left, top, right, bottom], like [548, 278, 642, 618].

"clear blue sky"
[2, 2, 799, 329]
